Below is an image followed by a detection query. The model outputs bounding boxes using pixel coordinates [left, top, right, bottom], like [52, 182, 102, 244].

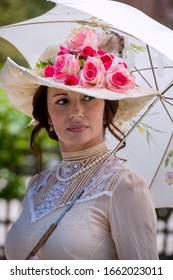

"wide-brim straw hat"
[0, 26, 158, 121]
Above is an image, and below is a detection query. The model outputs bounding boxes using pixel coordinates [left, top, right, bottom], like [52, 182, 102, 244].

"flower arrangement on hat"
[37, 27, 136, 93]
[0, 25, 158, 120]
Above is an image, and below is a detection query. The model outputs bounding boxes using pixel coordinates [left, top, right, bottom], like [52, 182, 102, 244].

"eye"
[55, 98, 69, 105]
[83, 95, 95, 101]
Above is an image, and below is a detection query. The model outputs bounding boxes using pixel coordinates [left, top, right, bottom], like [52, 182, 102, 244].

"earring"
[103, 118, 107, 124]
[49, 125, 54, 132]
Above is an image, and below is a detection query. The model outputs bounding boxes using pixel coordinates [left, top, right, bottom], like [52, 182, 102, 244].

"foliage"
[0, 1, 59, 200]
[0, 0, 55, 26]
[0, 0, 55, 65]
[165, 150, 173, 168]
[0, 88, 59, 200]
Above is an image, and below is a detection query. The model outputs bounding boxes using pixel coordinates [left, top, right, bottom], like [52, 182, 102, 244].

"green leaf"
[79, 59, 85, 68]
[130, 43, 146, 53]
[165, 158, 169, 167]
[168, 150, 173, 157]
[36, 60, 53, 69]
[146, 130, 151, 146]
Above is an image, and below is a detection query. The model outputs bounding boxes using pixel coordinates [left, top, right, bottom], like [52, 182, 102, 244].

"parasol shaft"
[25, 223, 57, 260]
[25, 180, 90, 260]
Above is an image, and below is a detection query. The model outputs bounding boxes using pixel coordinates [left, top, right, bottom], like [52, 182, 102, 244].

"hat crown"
[0, 25, 158, 119]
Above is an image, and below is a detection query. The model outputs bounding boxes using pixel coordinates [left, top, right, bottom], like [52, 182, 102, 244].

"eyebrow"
[52, 92, 68, 97]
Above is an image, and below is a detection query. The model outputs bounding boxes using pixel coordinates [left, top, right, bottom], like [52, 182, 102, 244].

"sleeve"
[109, 170, 159, 260]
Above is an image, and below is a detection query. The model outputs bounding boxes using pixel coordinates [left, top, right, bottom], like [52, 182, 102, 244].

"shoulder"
[103, 155, 152, 204]
[103, 156, 146, 191]
[108, 166, 156, 221]
[117, 168, 149, 193]
[28, 166, 57, 188]
[104, 155, 148, 190]
[89, 155, 144, 195]
[108, 164, 153, 207]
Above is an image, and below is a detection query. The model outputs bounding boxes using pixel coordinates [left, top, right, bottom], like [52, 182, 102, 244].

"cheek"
[89, 106, 104, 125]
[48, 103, 64, 122]
[48, 110, 64, 131]
[49, 113, 66, 139]
[47, 98, 63, 122]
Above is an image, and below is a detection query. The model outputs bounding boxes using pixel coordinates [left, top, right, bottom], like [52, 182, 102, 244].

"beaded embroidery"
[27, 142, 125, 222]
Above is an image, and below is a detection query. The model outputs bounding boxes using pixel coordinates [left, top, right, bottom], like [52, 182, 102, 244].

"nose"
[69, 102, 84, 119]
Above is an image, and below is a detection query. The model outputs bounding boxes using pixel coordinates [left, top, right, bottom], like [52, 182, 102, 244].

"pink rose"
[83, 46, 96, 59]
[64, 75, 79, 86]
[58, 45, 72, 55]
[54, 54, 80, 81]
[105, 63, 136, 92]
[67, 27, 99, 53]
[44, 65, 54, 78]
[97, 49, 106, 55]
[119, 62, 128, 69]
[79, 56, 105, 88]
[100, 53, 114, 70]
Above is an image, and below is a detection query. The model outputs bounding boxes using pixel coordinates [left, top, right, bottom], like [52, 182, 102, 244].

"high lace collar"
[27, 141, 124, 222]
[61, 141, 108, 162]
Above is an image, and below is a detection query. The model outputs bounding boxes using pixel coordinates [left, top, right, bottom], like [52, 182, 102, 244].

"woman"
[0, 26, 158, 259]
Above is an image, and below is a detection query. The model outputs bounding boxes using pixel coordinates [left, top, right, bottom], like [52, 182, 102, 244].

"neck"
[61, 141, 108, 161]
[59, 138, 105, 154]
[56, 141, 110, 182]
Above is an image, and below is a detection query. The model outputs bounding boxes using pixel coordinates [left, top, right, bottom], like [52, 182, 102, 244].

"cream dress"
[5, 142, 158, 260]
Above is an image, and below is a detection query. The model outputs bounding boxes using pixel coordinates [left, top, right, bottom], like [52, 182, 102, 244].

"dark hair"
[30, 86, 125, 172]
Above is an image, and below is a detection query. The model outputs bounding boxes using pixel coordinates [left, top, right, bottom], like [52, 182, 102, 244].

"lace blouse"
[5, 142, 158, 260]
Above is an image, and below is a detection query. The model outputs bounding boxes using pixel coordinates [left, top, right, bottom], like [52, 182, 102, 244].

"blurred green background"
[0, 0, 58, 200]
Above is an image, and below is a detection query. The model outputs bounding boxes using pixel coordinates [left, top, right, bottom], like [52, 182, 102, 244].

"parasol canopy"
[0, 0, 173, 208]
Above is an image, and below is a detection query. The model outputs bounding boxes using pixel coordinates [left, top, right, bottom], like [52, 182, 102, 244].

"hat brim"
[0, 57, 158, 120]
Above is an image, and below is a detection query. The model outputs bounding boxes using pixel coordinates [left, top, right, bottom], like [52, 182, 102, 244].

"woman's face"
[47, 88, 105, 152]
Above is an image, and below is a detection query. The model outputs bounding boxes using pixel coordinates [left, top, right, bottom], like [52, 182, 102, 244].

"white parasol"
[0, 0, 173, 208]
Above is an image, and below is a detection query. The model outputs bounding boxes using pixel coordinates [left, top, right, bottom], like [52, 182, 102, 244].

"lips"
[67, 124, 88, 133]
